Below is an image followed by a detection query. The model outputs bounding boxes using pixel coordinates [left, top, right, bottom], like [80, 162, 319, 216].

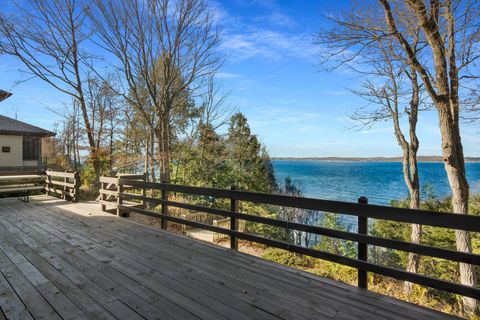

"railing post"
[100, 181, 106, 212]
[116, 179, 123, 217]
[73, 171, 80, 203]
[141, 172, 146, 208]
[63, 170, 68, 201]
[230, 186, 239, 250]
[161, 181, 168, 230]
[45, 170, 50, 196]
[357, 196, 368, 289]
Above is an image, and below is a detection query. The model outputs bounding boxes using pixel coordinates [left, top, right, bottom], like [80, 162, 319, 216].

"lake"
[272, 160, 480, 205]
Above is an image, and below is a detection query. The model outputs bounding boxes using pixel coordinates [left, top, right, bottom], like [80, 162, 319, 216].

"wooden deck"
[0, 196, 459, 320]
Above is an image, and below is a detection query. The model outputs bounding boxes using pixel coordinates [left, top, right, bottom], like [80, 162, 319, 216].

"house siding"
[23, 160, 39, 167]
[0, 134, 22, 166]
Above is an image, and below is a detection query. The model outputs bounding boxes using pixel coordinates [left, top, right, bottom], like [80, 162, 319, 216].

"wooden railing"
[213, 218, 246, 242]
[45, 170, 80, 203]
[0, 170, 80, 202]
[98, 176, 480, 300]
[0, 174, 45, 202]
[99, 174, 146, 214]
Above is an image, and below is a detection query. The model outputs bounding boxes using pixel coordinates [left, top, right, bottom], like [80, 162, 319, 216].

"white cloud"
[216, 72, 242, 79]
[212, 0, 316, 62]
[325, 90, 349, 96]
[221, 30, 317, 62]
[258, 11, 296, 28]
[247, 106, 340, 129]
[210, 1, 239, 25]
[249, 0, 296, 27]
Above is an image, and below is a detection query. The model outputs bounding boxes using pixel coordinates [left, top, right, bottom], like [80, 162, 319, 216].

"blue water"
[273, 160, 480, 205]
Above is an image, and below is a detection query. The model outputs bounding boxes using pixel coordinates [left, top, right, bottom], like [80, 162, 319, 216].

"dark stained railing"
[99, 176, 480, 300]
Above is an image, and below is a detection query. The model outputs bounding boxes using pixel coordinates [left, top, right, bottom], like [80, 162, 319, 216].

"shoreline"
[272, 157, 480, 163]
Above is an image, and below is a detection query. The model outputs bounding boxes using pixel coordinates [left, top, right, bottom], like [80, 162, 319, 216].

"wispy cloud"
[325, 90, 349, 96]
[247, 107, 341, 129]
[210, 1, 240, 25]
[256, 10, 296, 28]
[228, 0, 296, 27]
[216, 72, 243, 79]
[213, 0, 316, 62]
[221, 30, 317, 62]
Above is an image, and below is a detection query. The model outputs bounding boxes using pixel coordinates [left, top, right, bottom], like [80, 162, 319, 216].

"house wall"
[0, 135, 41, 168]
[0, 134, 22, 166]
[23, 160, 39, 167]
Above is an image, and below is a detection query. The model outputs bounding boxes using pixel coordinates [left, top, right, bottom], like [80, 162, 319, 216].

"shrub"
[261, 248, 313, 269]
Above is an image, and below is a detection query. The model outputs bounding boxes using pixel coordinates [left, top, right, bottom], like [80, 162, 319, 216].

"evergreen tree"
[225, 112, 276, 193]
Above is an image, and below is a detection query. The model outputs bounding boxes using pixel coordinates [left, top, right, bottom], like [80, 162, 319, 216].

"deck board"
[0, 196, 461, 320]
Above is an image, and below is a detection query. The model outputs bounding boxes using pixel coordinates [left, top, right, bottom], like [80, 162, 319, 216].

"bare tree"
[378, 0, 480, 314]
[317, 1, 480, 314]
[87, 0, 222, 183]
[0, 0, 106, 184]
[463, 91, 480, 123]
[317, 3, 425, 296]
[83, 75, 122, 176]
[350, 40, 424, 295]
[46, 100, 82, 170]
[115, 109, 150, 175]
[63, 101, 82, 169]
[199, 76, 232, 132]
[168, 74, 231, 185]
[196, 76, 232, 164]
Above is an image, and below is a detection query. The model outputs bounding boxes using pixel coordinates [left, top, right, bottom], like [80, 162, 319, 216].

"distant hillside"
[272, 156, 480, 163]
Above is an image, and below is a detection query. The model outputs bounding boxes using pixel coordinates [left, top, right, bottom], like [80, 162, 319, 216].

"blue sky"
[0, 0, 478, 157]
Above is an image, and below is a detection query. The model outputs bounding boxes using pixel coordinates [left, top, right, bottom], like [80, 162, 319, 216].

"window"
[23, 137, 39, 160]
[2, 146, 10, 153]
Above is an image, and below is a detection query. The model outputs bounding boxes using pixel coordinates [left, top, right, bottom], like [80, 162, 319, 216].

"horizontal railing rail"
[0, 171, 80, 202]
[99, 173, 146, 214]
[118, 179, 480, 232]
[0, 175, 45, 201]
[99, 176, 480, 300]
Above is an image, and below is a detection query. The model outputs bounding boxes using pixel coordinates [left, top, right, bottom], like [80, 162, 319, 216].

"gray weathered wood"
[0, 196, 461, 320]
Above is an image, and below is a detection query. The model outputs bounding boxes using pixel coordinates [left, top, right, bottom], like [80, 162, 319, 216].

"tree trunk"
[92, 151, 101, 187]
[150, 131, 155, 182]
[156, 136, 170, 184]
[402, 66, 421, 296]
[378, 1, 477, 313]
[157, 110, 171, 183]
[144, 138, 149, 181]
[400, 148, 422, 295]
[438, 104, 477, 315]
[72, 118, 77, 169]
[404, 189, 421, 295]
[109, 126, 114, 174]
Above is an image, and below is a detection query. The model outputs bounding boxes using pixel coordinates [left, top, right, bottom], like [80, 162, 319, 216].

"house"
[0, 89, 12, 102]
[0, 114, 55, 173]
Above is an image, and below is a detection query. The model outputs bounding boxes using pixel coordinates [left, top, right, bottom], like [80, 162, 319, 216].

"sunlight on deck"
[0, 196, 460, 320]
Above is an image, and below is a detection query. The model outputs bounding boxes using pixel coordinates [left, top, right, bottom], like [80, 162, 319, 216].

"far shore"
[272, 156, 480, 163]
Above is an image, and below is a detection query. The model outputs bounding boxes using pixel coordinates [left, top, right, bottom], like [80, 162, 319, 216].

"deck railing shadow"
[98, 175, 480, 301]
